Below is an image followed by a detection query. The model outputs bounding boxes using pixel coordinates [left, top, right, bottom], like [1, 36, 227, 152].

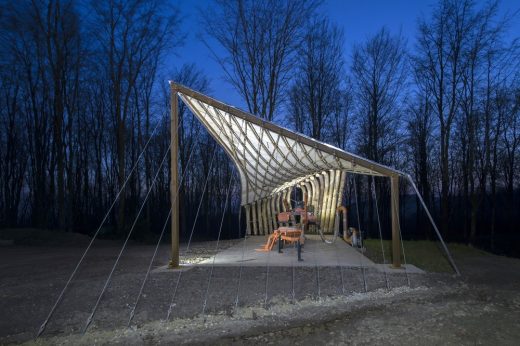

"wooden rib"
[326, 170, 340, 233]
[251, 201, 258, 235]
[172, 83, 400, 178]
[198, 101, 282, 192]
[319, 172, 329, 232]
[245, 204, 252, 235]
[270, 195, 277, 231]
[262, 198, 270, 234]
[181, 95, 266, 202]
[326, 170, 336, 233]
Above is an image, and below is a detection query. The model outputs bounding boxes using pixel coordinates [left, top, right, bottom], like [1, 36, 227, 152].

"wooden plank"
[310, 177, 319, 210]
[270, 195, 277, 231]
[266, 196, 273, 234]
[326, 170, 337, 233]
[252, 201, 258, 235]
[320, 172, 330, 232]
[391, 175, 401, 268]
[170, 82, 401, 178]
[317, 174, 325, 228]
[262, 198, 269, 234]
[327, 170, 342, 233]
[256, 200, 264, 235]
[245, 204, 252, 235]
[169, 90, 179, 268]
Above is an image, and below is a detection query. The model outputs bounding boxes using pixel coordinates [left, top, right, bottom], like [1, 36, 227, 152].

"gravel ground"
[1, 237, 519, 345]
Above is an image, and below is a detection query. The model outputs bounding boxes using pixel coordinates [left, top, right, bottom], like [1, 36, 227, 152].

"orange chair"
[256, 211, 304, 252]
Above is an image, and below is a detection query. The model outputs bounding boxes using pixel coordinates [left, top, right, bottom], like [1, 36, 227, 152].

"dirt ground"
[1, 237, 519, 345]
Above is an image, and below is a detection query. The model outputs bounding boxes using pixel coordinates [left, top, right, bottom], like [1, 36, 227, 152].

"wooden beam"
[169, 90, 180, 268]
[391, 175, 401, 268]
[245, 204, 252, 235]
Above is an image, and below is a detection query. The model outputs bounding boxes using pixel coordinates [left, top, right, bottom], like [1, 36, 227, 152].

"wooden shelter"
[168, 82, 459, 275]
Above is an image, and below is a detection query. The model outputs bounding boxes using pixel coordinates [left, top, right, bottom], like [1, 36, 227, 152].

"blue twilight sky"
[170, 0, 520, 111]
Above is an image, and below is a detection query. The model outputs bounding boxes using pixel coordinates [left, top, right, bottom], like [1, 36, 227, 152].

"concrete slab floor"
[196, 235, 424, 274]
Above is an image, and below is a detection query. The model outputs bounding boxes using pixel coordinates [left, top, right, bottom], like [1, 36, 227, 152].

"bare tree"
[330, 78, 355, 150]
[202, 0, 320, 121]
[91, 0, 182, 233]
[288, 18, 345, 141]
[351, 27, 408, 236]
[1, 0, 55, 227]
[501, 87, 520, 195]
[28, 0, 82, 230]
[352, 27, 407, 165]
[455, 1, 515, 244]
[0, 63, 27, 227]
[168, 64, 210, 237]
[407, 93, 435, 235]
[414, 0, 475, 235]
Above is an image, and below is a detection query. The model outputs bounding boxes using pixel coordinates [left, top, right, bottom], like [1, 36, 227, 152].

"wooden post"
[245, 204, 252, 235]
[169, 87, 180, 268]
[252, 201, 258, 235]
[391, 175, 401, 268]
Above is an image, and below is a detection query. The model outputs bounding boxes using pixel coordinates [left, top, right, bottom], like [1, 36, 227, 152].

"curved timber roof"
[171, 82, 403, 205]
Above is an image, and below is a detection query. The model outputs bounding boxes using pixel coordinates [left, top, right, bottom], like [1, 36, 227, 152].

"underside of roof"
[171, 82, 403, 205]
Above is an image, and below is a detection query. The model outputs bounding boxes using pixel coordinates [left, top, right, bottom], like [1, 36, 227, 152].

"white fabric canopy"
[172, 83, 402, 205]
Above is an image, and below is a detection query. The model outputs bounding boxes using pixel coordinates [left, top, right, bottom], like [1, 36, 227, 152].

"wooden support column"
[274, 193, 280, 215]
[266, 196, 273, 234]
[169, 89, 179, 268]
[257, 200, 264, 234]
[270, 195, 277, 230]
[245, 204, 252, 235]
[252, 201, 258, 235]
[261, 198, 269, 234]
[310, 177, 319, 209]
[317, 174, 325, 228]
[321, 172, 330, 233]
[325, 170, 336, 233]
[304, 181, 312, 208]
[391, 175, 401, 268]
[286, 188, 292, 210]
[327, 170, 342, 233]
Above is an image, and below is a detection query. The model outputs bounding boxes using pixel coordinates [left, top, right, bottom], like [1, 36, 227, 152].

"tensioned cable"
[405, 174, 460, 275]
[83, 142, 172, 334]
[129, 210, 170, 324]
[232, 198, 246, 313]
[263, 197, 275, 309]
[233, 188, 265, 313]
[392, 179, 411, 287]
[232, 158, 263, 312]
[333, 214, 346, 295]
[201, 173, 235, 319]
[165, 146, 218, 321]
[127, 137, 200, 326]
[232, 122, 263, 313]
[307, 180, 323, 300]
[312, 155, 321, 300]
[291, 233, 296, 303]
[352, 174, 368, 292]
[264, 183, 293, 308]
[37, 116, 167, 338]
[288, 191, 296, 303]
[313, 223, 321, 300]
[335, 179, 348, 295]
[371, 176, 390, 290]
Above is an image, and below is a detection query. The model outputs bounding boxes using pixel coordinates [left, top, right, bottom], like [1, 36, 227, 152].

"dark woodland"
[0, 0, 519, 256]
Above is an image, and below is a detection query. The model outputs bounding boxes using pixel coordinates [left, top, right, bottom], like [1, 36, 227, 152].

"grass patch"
[363, 239, 488, 273]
